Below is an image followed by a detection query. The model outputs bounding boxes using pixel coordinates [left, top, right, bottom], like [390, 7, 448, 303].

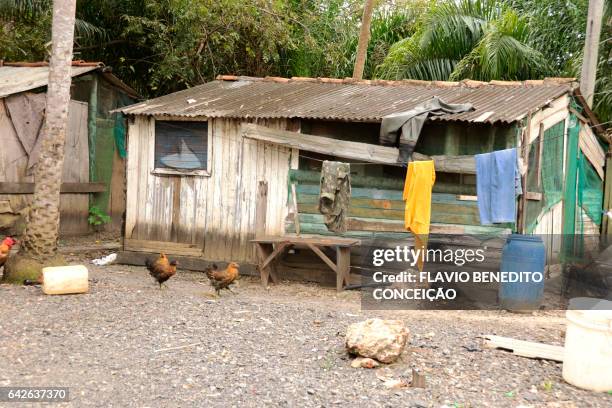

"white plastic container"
[562, 297, 612, 392]
[42, 265, 89, 295]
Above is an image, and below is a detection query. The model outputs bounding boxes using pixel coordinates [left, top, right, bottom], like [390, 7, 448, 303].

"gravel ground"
[1, 248, 611, 407]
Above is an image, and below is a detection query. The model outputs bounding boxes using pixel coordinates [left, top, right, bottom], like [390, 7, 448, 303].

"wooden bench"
[252, 235, 361, 291]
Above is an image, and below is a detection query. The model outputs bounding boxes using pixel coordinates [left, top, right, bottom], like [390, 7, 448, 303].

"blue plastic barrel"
[498, 234, 546, 311]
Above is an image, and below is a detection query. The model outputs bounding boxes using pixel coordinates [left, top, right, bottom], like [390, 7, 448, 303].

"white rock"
[345, 318, 409, 363]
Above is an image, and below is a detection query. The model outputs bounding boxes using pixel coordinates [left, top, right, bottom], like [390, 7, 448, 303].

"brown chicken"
[145, 253, 178, 289]
[0, 236, 17, 270]
[205, 262, 239, 295]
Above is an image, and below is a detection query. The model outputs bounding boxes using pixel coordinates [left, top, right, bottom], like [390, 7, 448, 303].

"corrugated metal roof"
[119, 76, 575, 124]
[0, 65, 100, 98]
[0, 62, 140, 99]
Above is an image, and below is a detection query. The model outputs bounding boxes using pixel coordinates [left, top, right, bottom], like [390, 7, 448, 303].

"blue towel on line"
[475, 148, 522, 225]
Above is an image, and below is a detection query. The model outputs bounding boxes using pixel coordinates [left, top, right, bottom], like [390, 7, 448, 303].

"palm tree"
[376, 0, 551, 81]
[353, 0, 375, 79]
[2, 0, 77, 283]
[0, 0, 103, 60]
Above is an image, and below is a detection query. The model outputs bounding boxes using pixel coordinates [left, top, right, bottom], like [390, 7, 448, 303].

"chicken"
[145, 253, 178, 289]
[205, 262, 239, 295]
[0, 236, 16, 270]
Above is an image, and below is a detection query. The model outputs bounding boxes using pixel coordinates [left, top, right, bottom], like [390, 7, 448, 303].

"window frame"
[150, 116, 212, 177]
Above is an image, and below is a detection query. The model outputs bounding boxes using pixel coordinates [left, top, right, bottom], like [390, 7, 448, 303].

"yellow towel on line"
[403, 160, 436, 271]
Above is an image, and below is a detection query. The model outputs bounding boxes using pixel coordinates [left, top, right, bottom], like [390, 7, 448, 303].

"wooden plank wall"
[0, 99, 31, 232]
[0, 98, 90, 235]
[125, 116, 298, 263]
[60, 100, 89, 235]
[533, 201, 564, 265]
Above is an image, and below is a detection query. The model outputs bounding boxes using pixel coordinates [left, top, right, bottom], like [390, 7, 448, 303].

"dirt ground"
[1, 242, 611, 407]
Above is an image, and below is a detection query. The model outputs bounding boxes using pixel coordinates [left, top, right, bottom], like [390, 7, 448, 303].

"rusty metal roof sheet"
[119, 76, 576, 124]
[0, 65, 99, 98]
[0, 62, 140, 99]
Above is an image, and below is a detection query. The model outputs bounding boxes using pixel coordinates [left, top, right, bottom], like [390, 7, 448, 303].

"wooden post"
[580, 0, 605, 107]
[256, 243, 276, 287]
[518, 116, 532, 233]
[602, 154, 612, 239]
[336, 246, 351, 292]
[255, 181, 268, 238]
[291, 183, 300, 235]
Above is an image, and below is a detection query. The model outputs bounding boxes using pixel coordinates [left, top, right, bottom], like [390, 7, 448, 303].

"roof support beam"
[241, 123, 476, 174]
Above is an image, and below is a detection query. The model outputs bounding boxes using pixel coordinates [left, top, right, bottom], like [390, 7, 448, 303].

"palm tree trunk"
[2, 0, 77, 283]
[580, 0, 605, 106]
[352, 0, 375, 80]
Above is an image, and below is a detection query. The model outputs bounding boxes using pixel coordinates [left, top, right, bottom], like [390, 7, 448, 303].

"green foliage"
[450, 10, 551, 81]
[0, 0, 105, 61]
[377, 0, 550, 81]
[74, 0, 424, 96]
[285, 1, 426, 79]
[510, 0, 589, 75]
[88, 206, 111, 227]
[0, 0, 609, 125]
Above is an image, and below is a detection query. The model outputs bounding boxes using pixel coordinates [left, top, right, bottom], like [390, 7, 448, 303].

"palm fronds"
[376, 0, 551, 81]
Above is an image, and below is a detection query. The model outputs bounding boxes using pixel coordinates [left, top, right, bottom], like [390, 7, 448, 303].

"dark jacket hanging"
[318, 161, 351, 233]
[380, 97, 473, 163]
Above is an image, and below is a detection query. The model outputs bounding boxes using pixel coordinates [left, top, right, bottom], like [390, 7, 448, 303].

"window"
[153, 120, 209, 176]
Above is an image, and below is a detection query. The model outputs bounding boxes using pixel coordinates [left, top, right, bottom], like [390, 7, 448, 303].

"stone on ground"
[345, 318, 409, 363]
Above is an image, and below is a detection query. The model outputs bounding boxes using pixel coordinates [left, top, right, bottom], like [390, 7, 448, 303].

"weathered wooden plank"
[296, 213, 475, 233]
[306, 243, 338, 273]
[243, 123, 398, 164]
[261, 242, 292, 270]
[170, 177, 182, 242]
[124, 116, 141, 238]
[525, 192, 543, 201]
[297, 194, 479, 210]
[116, 250, 259, 276]
[221, 119, 238, 259]
[579, 123, 605, 178]
[297, 202, 479, 224]
[527, 95, 569, 143]
[124, 238, 204, 257]
[243, 123, 476, 173]
[290, 169, 476, 195]
[291, 183, 300, 235]
[192, 172, 208, 246]
[252, 235, 360, 246]
[178, 176, 196, 243]
[297, 183, 406, 200]
[135, 117, 152, 239]
[108, 149, 126, 230]
[60, 100, 90, 235]
[238, 135, 258, 261]
[0, 182, 106, 194]
[482, 335, 564, 362]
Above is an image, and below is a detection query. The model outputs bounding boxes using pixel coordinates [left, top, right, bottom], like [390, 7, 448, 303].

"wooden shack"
[117, 75, 608, 281]
[0, 61, 139, 236]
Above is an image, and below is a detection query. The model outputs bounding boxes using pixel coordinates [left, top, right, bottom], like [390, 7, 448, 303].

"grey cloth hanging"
[379, 97, 474, 163]
[319, 161, 351, 233]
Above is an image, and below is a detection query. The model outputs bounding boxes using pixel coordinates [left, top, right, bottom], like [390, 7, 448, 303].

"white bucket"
[42, 265, 89, 295]
[562, 297, 612, 392]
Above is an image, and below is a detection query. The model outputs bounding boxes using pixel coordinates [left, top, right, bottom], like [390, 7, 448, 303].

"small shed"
[117, 75, 608, 280]
[0, 61, 139, 235]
